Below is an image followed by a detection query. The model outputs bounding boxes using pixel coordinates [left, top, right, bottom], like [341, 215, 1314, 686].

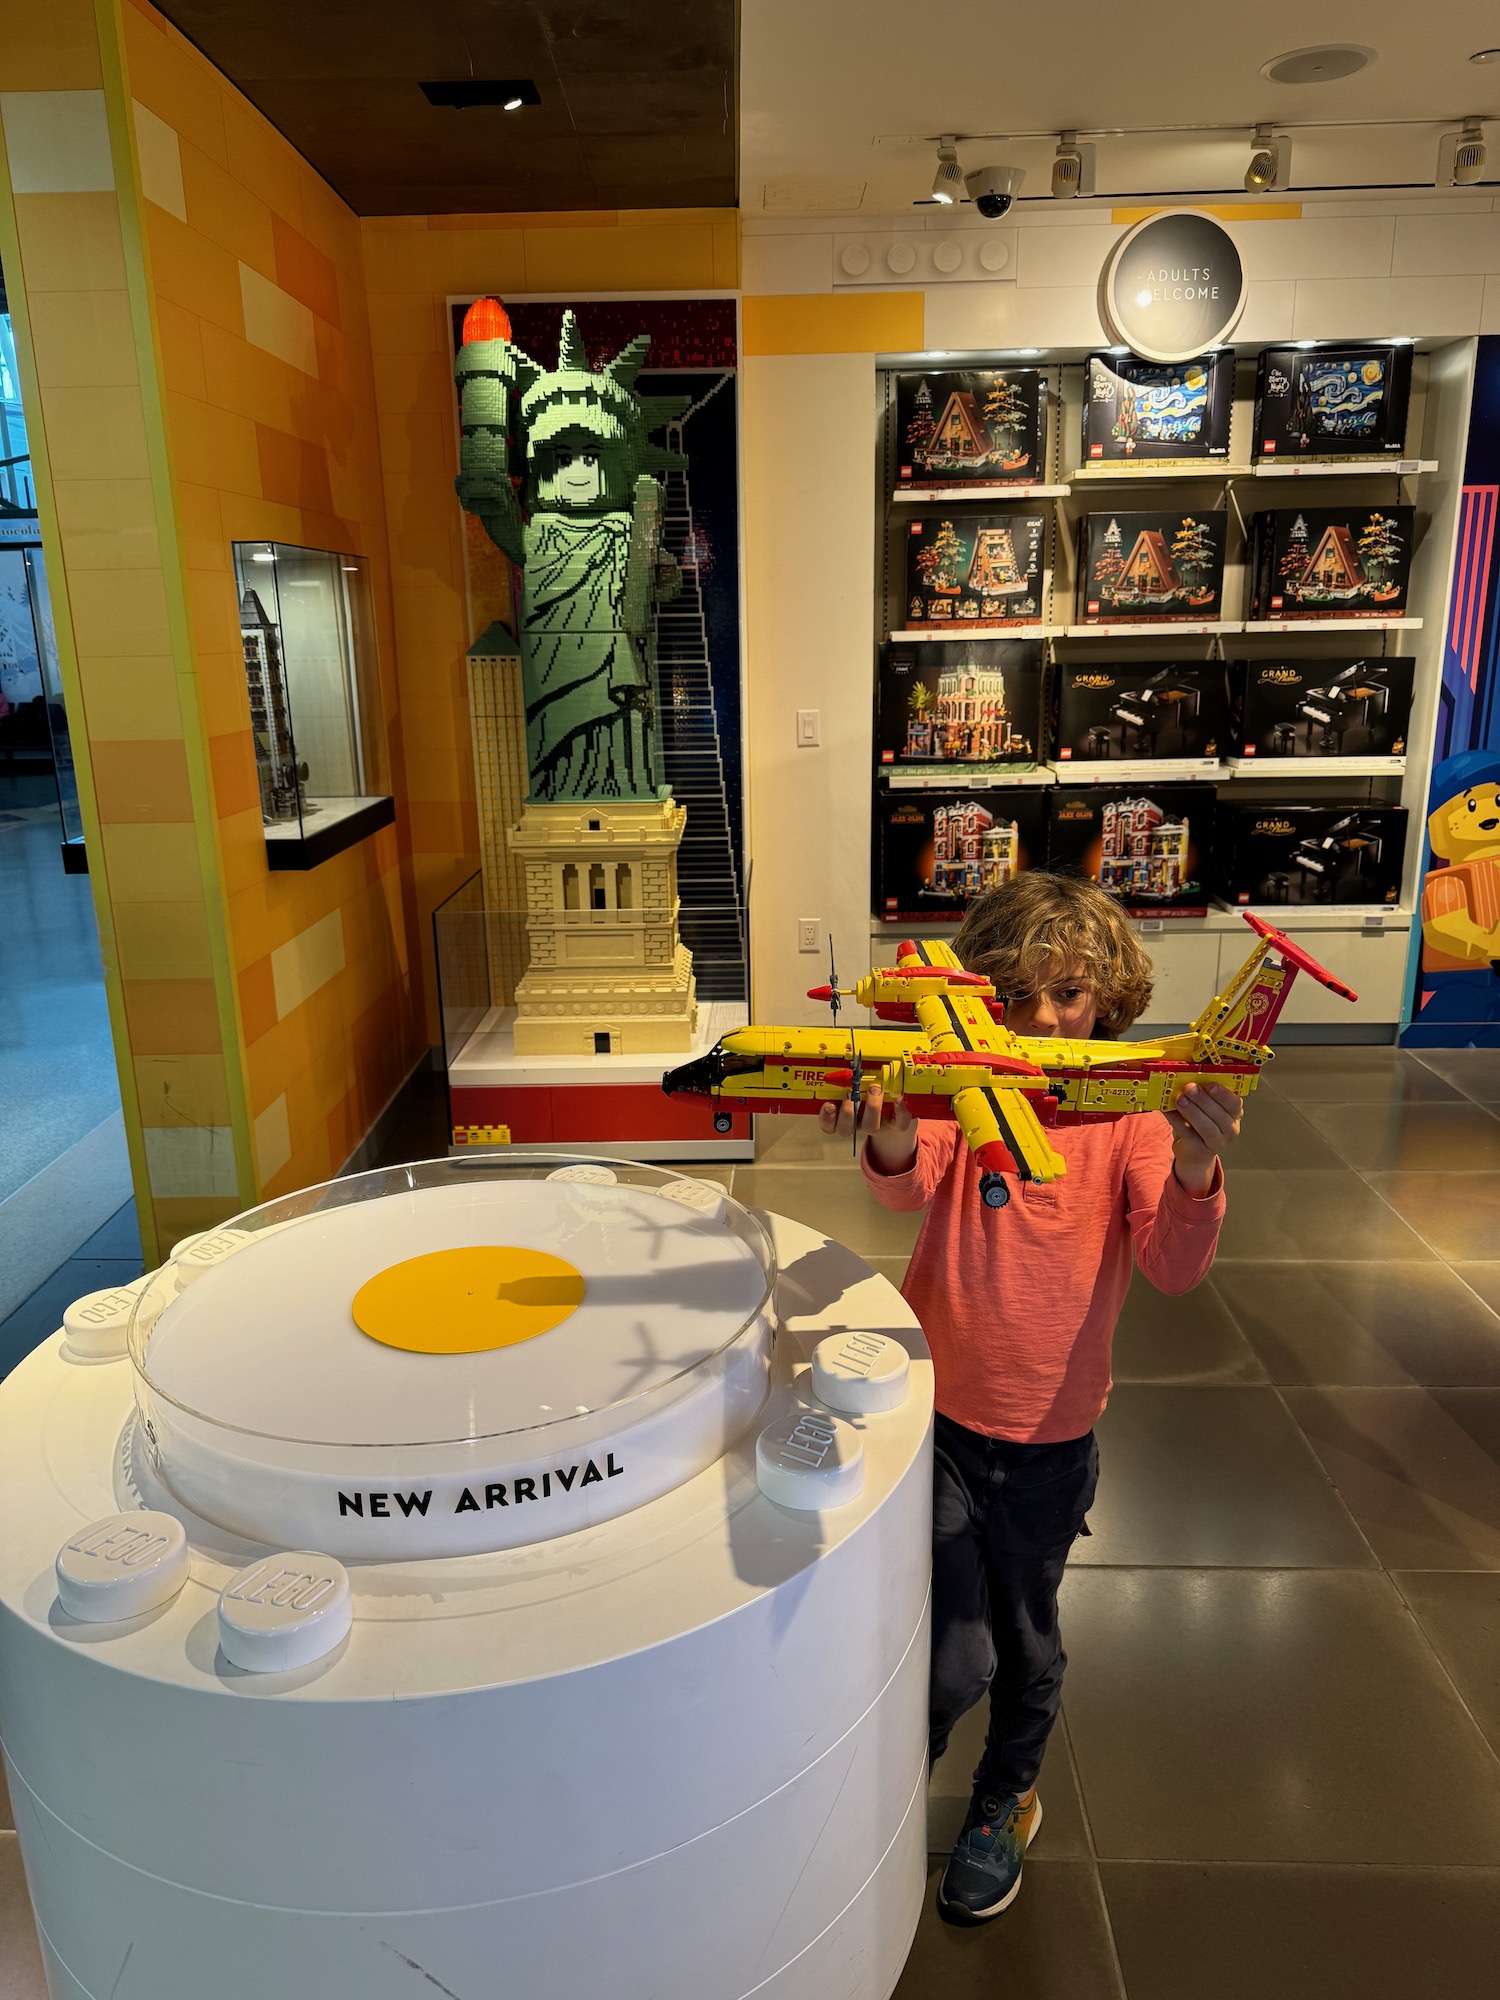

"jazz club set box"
[895, 368, 1048, 489]
[1246, 506, 1415, 621]
[1047, 783, 1214, 916]
[1076, 509, 1227, 624]
[1216, 804, 1408, 906]
[877, 639, 1046, 772]
[1081, 351, 1234, 463]
[1253, 342, 1413, 459]
[876, 787, 1047, 922]
[904, 513, 1047, 629]
[1229, 655, 1415, 759]
[1052, 660, 1227, 764]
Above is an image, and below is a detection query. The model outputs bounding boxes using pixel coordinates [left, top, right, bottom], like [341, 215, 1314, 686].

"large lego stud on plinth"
[756, 1408, 864, 1510]
[811, 1331, 911, 1414]
[218, 1553, 352, 1673]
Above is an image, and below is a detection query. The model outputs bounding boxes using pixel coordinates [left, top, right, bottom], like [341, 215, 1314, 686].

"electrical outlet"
[798, 917, 821, 954]
[796, 709, 820, 748]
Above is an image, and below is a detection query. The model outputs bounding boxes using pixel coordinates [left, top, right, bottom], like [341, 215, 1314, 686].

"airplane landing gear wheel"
[713, 1111, 734, 1134]
[980, 1174, 1010, 1210]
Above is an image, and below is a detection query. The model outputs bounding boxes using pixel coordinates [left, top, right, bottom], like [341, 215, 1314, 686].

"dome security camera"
[965, 165, 1025, 218]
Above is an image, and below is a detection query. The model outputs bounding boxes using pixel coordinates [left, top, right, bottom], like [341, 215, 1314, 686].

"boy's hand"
[818, 1082, 918, 1174]
[1167, 1081, 1242, 1196]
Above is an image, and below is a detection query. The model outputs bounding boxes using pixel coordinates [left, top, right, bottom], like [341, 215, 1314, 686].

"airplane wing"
[896, 937, 966, 972]
[951, 1079, 1068, 1186]
[913, 985, 1013, 1057]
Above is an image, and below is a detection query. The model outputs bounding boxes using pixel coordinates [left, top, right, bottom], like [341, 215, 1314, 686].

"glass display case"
[232, 540, 392, 869]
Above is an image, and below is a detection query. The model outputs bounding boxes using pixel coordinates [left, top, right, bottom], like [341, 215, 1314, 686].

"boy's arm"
[1124, 1112, 1226, 1296]
[860, 1122, 958, 1211]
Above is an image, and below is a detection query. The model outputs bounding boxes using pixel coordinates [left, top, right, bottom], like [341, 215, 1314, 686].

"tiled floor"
[3, 1045, 1499, 1996]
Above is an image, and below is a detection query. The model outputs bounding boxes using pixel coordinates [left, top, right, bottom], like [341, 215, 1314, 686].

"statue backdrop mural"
[454, 299, 688, 801]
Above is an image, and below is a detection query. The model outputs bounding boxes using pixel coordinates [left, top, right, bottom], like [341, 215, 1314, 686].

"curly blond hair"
[952, 872, 1154, 1035]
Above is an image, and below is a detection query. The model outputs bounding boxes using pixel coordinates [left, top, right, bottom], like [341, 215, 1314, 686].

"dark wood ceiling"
[152, 0, 737, 215]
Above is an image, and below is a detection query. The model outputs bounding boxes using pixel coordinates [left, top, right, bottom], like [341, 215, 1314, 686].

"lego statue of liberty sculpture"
[451, 298, 699, 1059]
[453, 299, 687, 801]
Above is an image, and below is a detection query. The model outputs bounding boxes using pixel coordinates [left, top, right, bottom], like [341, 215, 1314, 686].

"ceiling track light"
[1050, 130, 1096, 199]
[1244, 123, 1292, 192]
[1437, 116, 1488, 186]
[931, 135, 964, 205]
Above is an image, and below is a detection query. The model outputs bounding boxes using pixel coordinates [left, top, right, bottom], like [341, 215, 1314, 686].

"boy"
[819, 873, 1241, 1924]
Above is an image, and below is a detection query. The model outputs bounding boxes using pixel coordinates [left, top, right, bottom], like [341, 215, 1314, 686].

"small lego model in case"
[876, 787, 1047, 920]
[1229, 655, 1415, 759]
[1081, 351, 1233, 463]
[878, 639, 1045, 771]
[1247, 506, 1415, 621]
[895, 369, 1048, 488]
[1254, 343, 1413, 459]
[1047, 783, 1214, 915]
[1216, 804, 1408, 905]
[904, 514, 1047, 629]
[1053, 660, 1227, 764]
[1077, 510, 1226, 624]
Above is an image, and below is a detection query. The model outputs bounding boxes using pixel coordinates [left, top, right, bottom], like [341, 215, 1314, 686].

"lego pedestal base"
[0, 1215, 932, 2000]
[450, 995, 753, 1159]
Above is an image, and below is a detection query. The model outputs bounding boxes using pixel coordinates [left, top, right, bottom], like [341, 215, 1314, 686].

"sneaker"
[936, 1789, 1042, 1925]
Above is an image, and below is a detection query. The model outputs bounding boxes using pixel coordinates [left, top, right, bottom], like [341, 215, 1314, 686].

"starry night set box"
[895, 369, 1048, 489]
[876, 787, 1048, 921]
[1216, 804, 1408, 906]
[1081, 352, 1233, 464]
[1046, 782, 1214, 915]
[1076, 509, 1226, 624]
[1253, 343, 1413, 460]
[904, 514, 1047, 629]
[1229, 656, 1415, 759]
[878, 639, 1046, 771]
[1246, 506, 1415, 621]
[1052, 661, 1227, 764]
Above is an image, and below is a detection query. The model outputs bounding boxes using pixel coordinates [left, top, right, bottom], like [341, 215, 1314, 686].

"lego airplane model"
[663, 914, 1356, 1209]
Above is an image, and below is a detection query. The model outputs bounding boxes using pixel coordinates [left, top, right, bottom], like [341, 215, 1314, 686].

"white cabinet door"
[1133, 925, 1226, 1026]
[1255, 922, 1415, 1026]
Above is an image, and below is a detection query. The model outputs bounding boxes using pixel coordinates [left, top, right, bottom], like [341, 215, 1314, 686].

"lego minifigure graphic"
[1407, 749, 1500, 1045]
[454, 302, 686, 800]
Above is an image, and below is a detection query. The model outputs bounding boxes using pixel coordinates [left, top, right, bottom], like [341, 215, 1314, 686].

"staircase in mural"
[655, 394, 746, 1002]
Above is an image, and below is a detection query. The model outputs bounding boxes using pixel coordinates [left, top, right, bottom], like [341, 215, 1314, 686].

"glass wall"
[232, 541, 391, 868]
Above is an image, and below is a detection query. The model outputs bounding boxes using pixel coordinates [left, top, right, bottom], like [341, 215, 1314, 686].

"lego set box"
[1216, 804, 1408, 906]
[877, 639, 1046, 772]
[903, 514, 1047, 629]
[876, 787, 1048, 921]
[1053, 660, 1228, 765]
[1081, 352, 1234, 464]
[1247, 506, 1415, 621]
[895, 370, 1048, 489]
[1253, 343, 1414, 460]
[1047, 783, 1215, 916]
[1229, 655, 1415, 759]
[1076, 510, 1226, 625]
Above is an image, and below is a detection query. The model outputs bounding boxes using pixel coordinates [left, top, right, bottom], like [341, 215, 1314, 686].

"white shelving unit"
[1047, 758, 1223, 782]
[889, 623, 1061, 642]
[1068, 462, 1250, 483]
[1225, 756, 1406, 780]
[890, 484, 1071, 502]
[1063, 620, 1243, 638]
[1251, 458, 1437, 480]
[885, 765, 1056, 790]
[1242, 616, 1423, 634]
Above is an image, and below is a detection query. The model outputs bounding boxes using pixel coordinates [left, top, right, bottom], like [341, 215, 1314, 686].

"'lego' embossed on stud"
[545, 1163, 619, 1186]
[61, 1274, 153, 1362]
[656, 1177, 726, 1223]
[811, 1331, 910, 1414]
[56, 1511, 188, 1622]
[175, 1228, 253, 1286]
[756, 1409, 864, 1510]
[217, 1552, 352, 1673]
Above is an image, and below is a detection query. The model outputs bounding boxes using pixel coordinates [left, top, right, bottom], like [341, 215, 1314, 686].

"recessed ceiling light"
[1261, 44, 1374, 85]
[1470, 48, 1500, 64]
[420, 78, 540, 109]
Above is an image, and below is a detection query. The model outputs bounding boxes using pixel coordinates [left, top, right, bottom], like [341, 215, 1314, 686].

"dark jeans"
[929, 1412, 1100, 1800]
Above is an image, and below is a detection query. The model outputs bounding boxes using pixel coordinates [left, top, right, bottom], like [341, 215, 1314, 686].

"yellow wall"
[360, 207, 739, 1036]
[0, 0, 740, 1250]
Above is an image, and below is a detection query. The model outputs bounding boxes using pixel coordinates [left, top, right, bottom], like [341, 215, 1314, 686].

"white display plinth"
[0, 1184, 933, 2000]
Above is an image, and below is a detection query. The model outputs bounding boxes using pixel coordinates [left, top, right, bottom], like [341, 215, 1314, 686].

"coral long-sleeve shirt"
[862, 1116, 1224, 1443]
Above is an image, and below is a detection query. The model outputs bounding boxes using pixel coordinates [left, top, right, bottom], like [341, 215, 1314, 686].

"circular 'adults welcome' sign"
[1099, 209, 1246, 363]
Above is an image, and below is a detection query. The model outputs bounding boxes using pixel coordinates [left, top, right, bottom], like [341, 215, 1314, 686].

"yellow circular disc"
[351, 1246, 585, 1356]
